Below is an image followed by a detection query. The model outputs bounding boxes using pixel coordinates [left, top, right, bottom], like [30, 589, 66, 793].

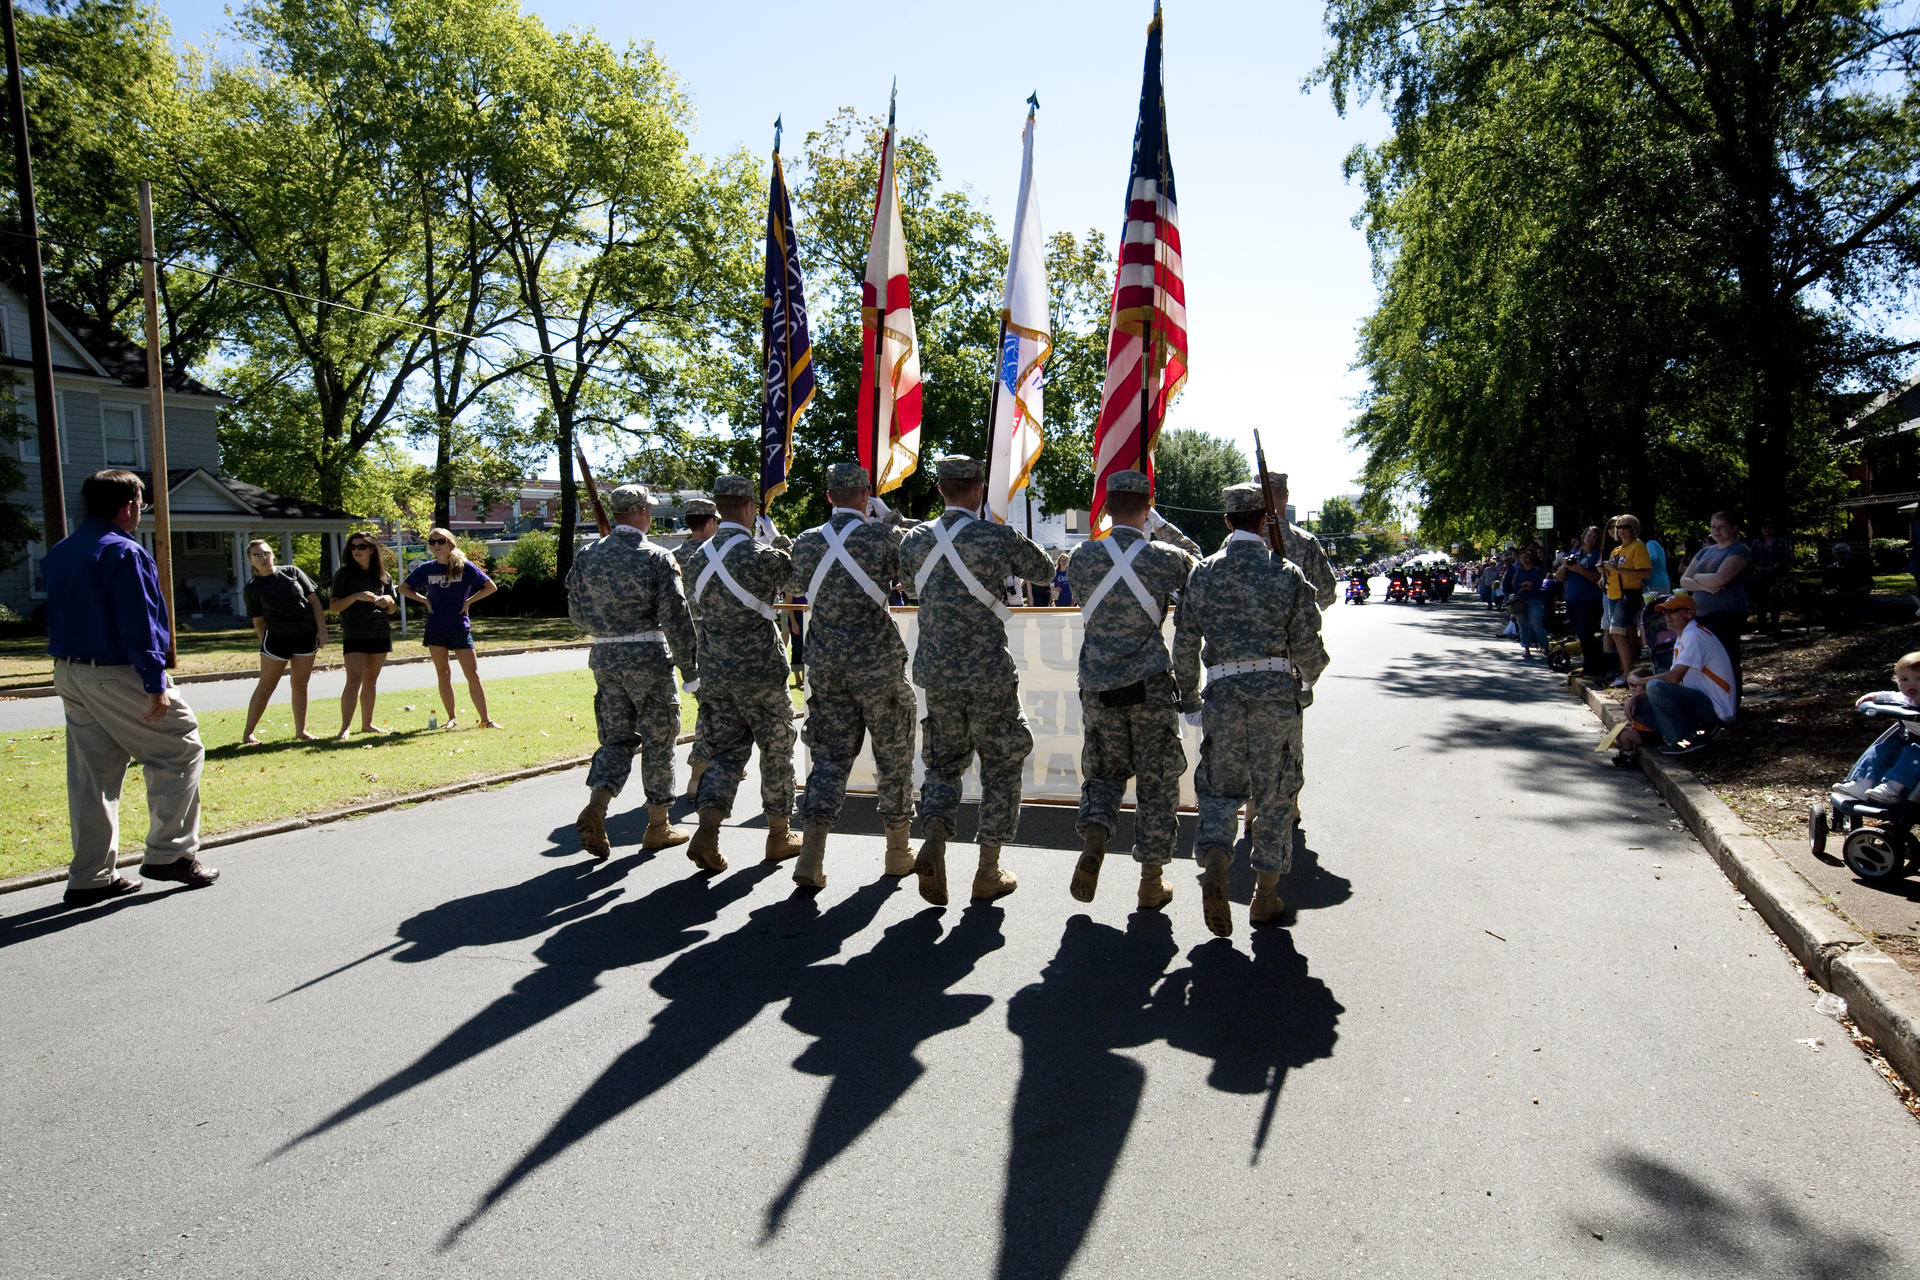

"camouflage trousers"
[799, 668, 916, 828]
[1194, 696, 1302, 875]
[584, 665, 682, 804]
[687, 693, 712, 764]
[693, 676, 796, 819]
[1078, 673, 1185, 864]
[918, 682, 1031, 846]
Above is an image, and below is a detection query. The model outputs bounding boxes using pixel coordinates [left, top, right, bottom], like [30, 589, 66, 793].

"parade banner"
[798, 608, 1202, 809]
[760, 139, 814, 513]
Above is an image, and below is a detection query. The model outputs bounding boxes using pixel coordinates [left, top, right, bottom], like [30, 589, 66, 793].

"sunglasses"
[428, 537, 451, 546]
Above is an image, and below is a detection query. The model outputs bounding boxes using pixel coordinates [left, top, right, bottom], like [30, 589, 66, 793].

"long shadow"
[0, 882, 195, 949]
[276, 862, 775, 1156]
[1156, 929, 1343, 1166]
[997, 911, 1179, 1280]
[1574, 1150, 1901, 1278]
[1228, 832, 1352, 911]
[444, 877, 898, 1245]
[763, 903, 1007, 1238]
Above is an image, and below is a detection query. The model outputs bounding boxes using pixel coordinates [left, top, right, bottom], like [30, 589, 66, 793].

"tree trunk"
[433, 416, 452, 528]
[556, 426, 577, 581]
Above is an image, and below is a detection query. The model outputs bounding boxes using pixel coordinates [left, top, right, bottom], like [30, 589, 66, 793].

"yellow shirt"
[1605, 539, 1650, 599]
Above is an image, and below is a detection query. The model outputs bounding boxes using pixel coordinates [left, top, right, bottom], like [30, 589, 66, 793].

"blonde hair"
[429, 527, 467, 580]
[1895, 651, 1920, 676]
[1613, 514, 1641, 538]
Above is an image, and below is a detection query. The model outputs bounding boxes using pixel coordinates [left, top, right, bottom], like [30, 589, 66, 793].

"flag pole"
[869, 83, 895, 491]
[3, 0, 65, 541]
[761, 116, 778, 523]
[983, 312, 1006, 516]
[138, 180, 175, 667]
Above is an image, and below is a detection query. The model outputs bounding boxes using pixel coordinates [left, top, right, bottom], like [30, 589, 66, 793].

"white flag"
[987, 107, 1050, 524]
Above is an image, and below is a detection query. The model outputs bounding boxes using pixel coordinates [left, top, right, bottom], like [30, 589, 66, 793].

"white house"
[1, 275, 359, 619]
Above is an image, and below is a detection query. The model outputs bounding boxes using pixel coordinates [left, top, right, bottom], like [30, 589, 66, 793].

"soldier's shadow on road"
[1573, 1150, 1902, 1278]
[995, 915, 1343, 1280]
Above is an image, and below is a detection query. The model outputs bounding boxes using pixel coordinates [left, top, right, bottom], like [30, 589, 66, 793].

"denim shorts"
[1603, 591, 1643, 633]
[423, 624, 474, 652]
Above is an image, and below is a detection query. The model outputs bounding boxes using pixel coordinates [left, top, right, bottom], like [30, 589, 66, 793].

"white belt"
[694, 533, 778, 621]
[1205, 657, 1296, 683]
[914, 513, 1011, 623]
[594, 630, 666, 644]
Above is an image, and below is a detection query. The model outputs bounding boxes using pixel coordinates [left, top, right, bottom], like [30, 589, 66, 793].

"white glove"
[867, 494, 895, 522]
[682, 677, 700, 696]
[1182, 711, 1202, 728]
[1145, 508, 1169, 531]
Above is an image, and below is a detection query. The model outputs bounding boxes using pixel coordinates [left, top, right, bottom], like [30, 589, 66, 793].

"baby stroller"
[1810, 701, 1920, 882]
[1639, 596, 1679, 674]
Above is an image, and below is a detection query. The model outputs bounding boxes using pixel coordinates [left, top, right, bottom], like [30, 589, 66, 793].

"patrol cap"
[1222, 483, 1266, 513]
[935, 455, 985, 483]
[1106, 469, 1150, 496]
[607, 484, 654, 514]
[683, 496, 718, 519]
[712, 474, 754, 499]
[826, 462, 871, 490]
[1264, 470, 1289, 493]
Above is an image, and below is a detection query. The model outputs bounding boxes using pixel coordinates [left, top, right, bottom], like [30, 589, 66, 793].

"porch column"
[232, 531, 248, 608]
[280, 531, 293, 563]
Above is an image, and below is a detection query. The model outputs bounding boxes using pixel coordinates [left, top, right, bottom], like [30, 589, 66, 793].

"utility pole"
[1, 0, 65, 541]
[139, 181, 175, 663]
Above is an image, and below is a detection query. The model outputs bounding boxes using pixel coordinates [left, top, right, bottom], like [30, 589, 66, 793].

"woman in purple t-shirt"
[400, 527, 502, 729]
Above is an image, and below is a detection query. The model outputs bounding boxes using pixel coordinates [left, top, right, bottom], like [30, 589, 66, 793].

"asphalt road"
[0, 647, 591, 733]
[2, 593, 1917, 1278]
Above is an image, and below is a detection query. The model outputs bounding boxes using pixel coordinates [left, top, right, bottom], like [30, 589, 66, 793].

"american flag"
[1091, 4, 1186, 535]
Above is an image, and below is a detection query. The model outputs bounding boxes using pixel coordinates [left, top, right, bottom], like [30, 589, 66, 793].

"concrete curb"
[1575, 677, 1920, 1093]
[0, 640, 594, 700]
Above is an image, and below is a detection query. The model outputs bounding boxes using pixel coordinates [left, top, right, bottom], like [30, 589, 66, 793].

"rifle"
[1252, 430, 1284, 556]
[575, 446, 611, 537]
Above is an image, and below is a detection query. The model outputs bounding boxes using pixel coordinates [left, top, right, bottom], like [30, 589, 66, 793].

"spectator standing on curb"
[401, 527, 502, 729]
[1681, 511, 1751, 705]
[1750, 521, 1793, 632]
[1558, 525, 1607, 678]
[1050, 553, 1073, 607]
[1645, 527, 1672, 595]
[240, 539, 327, 744]
[1602, 515, 1651, 687]
[329, 534, 398, 739]
[1512, 549, 1548, 658]
[45, 469, 218, 906]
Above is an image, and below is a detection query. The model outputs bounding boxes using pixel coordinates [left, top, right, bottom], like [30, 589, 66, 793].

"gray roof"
[134, 467, 359, 522]
[0, 256, 224, 397]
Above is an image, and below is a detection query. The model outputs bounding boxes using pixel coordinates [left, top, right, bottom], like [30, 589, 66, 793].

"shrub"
[1867, 538, 1909, 574]
[506, 529, 559, 583]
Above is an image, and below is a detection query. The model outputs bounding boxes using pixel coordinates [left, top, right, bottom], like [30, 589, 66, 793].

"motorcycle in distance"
[1385, 570, 1410, 603]
[1345, 571, 1370, 605]
[1408, 568, 1431, 604]
[1433, 565, 1456, 601]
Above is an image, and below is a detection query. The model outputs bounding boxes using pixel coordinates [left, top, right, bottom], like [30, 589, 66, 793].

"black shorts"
[261, 630, 319, 661]
[342, 635, 392, 655]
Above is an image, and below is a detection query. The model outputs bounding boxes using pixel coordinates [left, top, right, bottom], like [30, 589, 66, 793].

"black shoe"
[63, 874, 142, 907]
[140, 858, 219, 888]
[1658, 740, 1708, 757]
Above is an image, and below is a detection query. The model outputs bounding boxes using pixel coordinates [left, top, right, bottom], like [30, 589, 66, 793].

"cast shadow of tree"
[762, 903, 1007, 1238]
[1575, 1151, 1903, 1278]
[442, 876, 899, 1246]
[996, 917, 1343, 1280]
[273, 857, 774, 1156]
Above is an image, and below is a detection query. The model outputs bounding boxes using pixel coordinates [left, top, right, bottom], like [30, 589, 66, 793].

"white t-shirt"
[1673, 621, 1737, 722]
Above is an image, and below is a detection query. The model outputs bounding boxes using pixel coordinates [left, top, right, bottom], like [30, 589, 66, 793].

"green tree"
[1149, 428, 1248, 555]
[1312, 495, 1360, 540]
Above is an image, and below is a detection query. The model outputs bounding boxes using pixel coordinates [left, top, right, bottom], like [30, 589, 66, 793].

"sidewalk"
[1575, 677, 1920, 1097]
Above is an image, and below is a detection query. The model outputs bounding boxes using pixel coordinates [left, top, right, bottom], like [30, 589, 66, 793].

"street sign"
[1535, 505, 1554, 530]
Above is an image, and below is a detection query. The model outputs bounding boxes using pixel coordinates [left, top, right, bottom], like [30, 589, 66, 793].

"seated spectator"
[1844, 651, 1920, 805]
[1612, 593, 1736, 758]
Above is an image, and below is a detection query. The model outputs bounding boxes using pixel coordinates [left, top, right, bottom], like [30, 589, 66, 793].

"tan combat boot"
[681, 757, 707, 803]
[687, 806, 728, 873]
[1250, 870, 1286, 926]
[1198, 846, 1233, 938]
[1137, 862, 1173, 911]
[575, 788, 614, 861]
[972, 843, 1018, 902]
[641, 803, 689, 851]
[794, 821, 830, 889]
[764, 812, 804, 863]
[1069, 825, 1107, 903]
[883, 821, 915, 877]
[915, 821, 950, 906]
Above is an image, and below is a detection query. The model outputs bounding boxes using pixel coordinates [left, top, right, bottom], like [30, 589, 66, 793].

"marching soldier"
[681, 475, 804, 872]
[1144, 507, 1205, 559]
[672, 496, 720, 801]
[1265, 471, 1337, 609]
[1064, 470, 1193, 910]
[1173, 482, 1329, 938]
[788, 463, 916, 888]
[898, 456, 1055, 905]
[567, 485, 699, 860]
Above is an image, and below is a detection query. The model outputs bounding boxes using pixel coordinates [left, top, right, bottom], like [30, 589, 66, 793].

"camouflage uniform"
[682, 513, 796, 819]
[670, 508, 717, 768]
[1173, 525, 1329, 875]
[790, 502, 914, 827]
[567, 523, 697, 805]
[898, 493, 1055, 845]
[1263, 472, 1337, 609]
[1066, 522, 1193, 864]
[1144, 509, 1204, 560]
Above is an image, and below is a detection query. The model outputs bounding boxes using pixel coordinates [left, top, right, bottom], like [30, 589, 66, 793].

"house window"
[26, 539, 45, 598]
[102, 405, 142, 467]
[182, 532, 222, 553]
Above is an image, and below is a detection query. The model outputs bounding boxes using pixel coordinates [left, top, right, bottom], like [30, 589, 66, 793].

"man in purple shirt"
[45, 469, 217, 906]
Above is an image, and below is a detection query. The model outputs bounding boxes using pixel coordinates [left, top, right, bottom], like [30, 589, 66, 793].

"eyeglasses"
[348, 543, 376, 553]
[248, 550, 272, 560]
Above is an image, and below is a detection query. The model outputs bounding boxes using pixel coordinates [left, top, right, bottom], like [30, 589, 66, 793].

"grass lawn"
[0, 669, 707, 881]
[0, 615, 586, 692]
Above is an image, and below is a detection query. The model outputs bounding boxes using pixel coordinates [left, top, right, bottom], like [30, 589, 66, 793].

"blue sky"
[154, 0, 1389, 516]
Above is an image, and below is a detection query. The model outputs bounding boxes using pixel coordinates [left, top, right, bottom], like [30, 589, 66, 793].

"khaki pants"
[54, 660, 203, 888]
